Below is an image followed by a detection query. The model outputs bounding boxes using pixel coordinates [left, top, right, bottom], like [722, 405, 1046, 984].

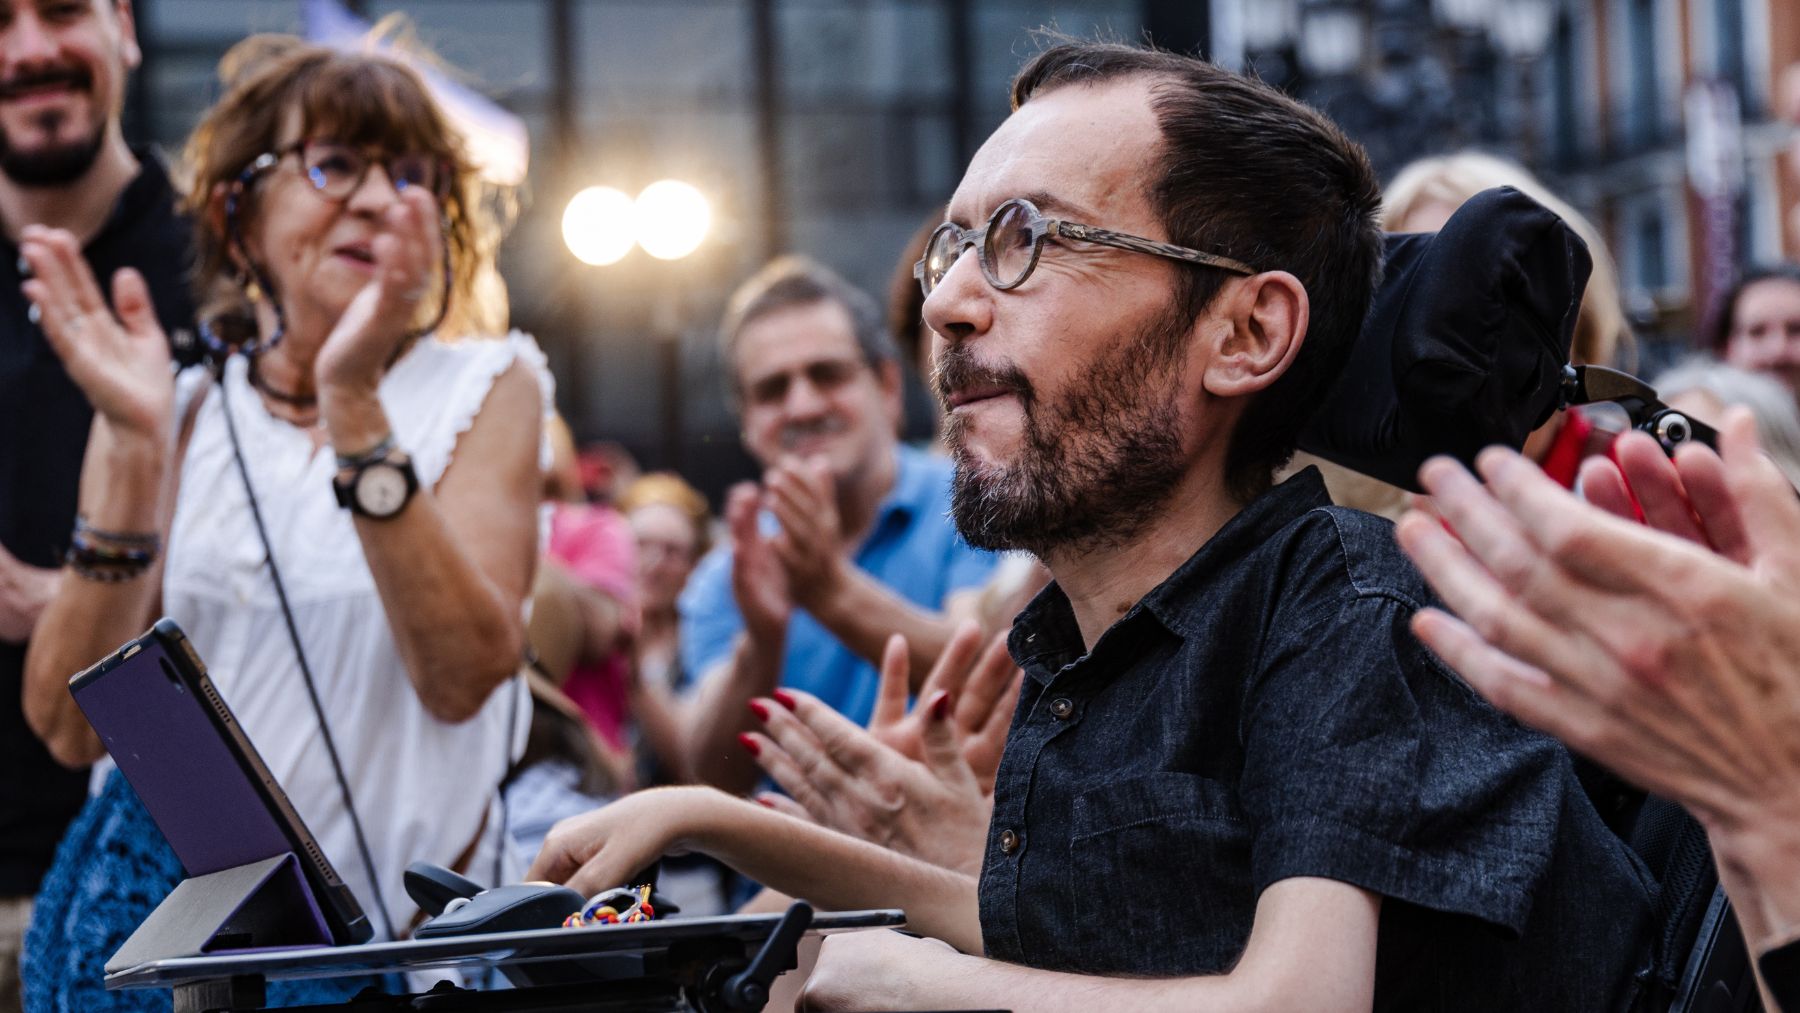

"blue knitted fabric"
[23, 771, 388, 1011]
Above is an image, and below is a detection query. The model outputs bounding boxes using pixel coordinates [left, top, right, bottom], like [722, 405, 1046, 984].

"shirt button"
[1048, 697, 1074, 720]
[999, 829, 1020, 854]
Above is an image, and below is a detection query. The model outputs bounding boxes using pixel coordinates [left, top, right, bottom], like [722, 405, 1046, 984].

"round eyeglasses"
[913, 197, 1256, 298]
[240, 140, 449, 203]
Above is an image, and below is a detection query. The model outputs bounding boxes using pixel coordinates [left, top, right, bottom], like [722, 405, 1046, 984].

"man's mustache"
[0, 66, 91, 100]
[778, 416, 847, 450]
[933, 345, 1033, 408]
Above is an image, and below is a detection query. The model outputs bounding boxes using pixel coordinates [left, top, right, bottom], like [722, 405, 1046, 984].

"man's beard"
[935, 300, 1192, 558]
[0, 66, 106, 187]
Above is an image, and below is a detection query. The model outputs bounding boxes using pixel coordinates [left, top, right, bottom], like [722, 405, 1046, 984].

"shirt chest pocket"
[1064, 772, 1256, 975]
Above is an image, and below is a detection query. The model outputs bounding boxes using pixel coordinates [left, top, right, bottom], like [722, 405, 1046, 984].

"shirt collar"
[1139, 467, 1331, 638]
[1007, 467, 1334, 681]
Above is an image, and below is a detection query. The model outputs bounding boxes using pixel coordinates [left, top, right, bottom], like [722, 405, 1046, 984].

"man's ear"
[115, 1, 143, 72]
[1202, 271, 1308, 399]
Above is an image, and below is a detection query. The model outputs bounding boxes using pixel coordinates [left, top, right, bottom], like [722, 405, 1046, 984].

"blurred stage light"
[633, 180, 711, 261]
[563, 186, 636, 266]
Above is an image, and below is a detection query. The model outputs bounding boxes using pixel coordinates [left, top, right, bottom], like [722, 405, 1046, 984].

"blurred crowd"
[5, 4, 1800, 1013]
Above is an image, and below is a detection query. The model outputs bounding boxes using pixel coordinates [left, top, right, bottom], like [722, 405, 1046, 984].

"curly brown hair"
[182, 30, 505, 342]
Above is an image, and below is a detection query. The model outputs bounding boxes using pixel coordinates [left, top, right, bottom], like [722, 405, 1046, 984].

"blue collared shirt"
[678, 444, 999, 724]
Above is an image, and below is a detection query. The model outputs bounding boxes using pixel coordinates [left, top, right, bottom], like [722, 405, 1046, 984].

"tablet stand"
[106, 853, 333, 979]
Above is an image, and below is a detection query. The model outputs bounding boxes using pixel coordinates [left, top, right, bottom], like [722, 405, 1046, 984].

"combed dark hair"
[1011, 39, 1384, 501]
[1706, 262, 1800, 352]
[717, 255, 897, 400]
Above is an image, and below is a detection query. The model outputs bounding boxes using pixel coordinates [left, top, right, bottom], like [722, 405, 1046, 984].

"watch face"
[355, 464, 411, 517]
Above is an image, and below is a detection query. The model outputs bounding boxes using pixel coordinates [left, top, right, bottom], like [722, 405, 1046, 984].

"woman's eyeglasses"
[240, 140, 449, 203]
[914, 196, 1255, 298]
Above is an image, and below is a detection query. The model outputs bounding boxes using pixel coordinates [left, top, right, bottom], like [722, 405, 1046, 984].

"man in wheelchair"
[532, 39, 1658, 1012]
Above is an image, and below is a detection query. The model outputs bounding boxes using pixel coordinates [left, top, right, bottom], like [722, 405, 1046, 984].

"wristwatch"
[332, 436, 419, 520]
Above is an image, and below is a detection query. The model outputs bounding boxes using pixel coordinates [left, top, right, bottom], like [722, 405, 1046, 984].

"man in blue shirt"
[679, 256, 997, 791]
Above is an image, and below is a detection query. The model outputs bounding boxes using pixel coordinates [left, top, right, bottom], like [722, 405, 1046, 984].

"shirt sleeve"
[1237, 590, 1567, 936]
[677, 546, 744, 686]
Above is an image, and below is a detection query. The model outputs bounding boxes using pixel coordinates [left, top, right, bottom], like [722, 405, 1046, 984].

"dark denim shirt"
[978, 469, 1654, 1012]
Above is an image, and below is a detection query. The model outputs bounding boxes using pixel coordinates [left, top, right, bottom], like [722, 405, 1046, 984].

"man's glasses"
[913, 197, 1256, 298]
[241, 140, 449, 203]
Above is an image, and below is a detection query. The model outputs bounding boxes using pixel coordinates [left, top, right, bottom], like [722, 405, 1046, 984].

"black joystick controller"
[403, 862, 483, 918]
[404, 861, 684, 939]
[407, 862, 581, 938]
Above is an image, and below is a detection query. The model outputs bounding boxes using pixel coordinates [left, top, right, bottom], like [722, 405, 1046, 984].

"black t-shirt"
[979, 468, 1655, 1012]
[0, 152, 194, 897]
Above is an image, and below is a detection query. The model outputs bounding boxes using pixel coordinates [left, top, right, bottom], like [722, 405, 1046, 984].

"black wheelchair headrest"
[1296, 186, 1591, 492]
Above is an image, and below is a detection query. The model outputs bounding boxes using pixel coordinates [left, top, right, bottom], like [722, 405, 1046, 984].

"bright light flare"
[562, 186, 636, 266]
[633, 180, 711, 261]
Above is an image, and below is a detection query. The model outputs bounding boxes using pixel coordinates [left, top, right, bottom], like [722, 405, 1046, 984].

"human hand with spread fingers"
[1396, 407, 1800, 958]
[860, 623, 1021, 787]
[19, 225, 174, 447]
[744, 623, 1019, 874]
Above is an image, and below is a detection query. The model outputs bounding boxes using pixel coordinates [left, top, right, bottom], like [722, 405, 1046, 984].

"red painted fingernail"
[772, 690, 798, 711]
[747, 699, 771, 721]
[929, 691, 953, 721]
[738, 732, 761, 757]
[756, 796, 776, 809]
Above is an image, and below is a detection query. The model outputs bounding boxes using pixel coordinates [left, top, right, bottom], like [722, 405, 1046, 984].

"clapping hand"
[726, 481, 792, 651]
[765, 455, 849, 610]
[313, 186, 440, 395]
[744, 622, 1021, 874]
[20, 226, 173, 445]
[865, 620, 1019, 791]
[1396, 410, 1800, 832]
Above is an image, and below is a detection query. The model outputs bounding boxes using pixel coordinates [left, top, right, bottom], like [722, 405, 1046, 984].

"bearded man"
[531, 41, 1653, 1012]
[0, 4, 193, 1005]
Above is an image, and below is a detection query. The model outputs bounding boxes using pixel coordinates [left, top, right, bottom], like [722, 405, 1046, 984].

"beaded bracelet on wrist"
[73, 516, 160, 548]
[335, 433, 397, 470]
[64, 547, 153, 583]
[65, 521, 160, 582]
[68, 531, 157, 565]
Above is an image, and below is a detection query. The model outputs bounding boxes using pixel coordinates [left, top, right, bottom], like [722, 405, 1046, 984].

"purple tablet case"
[70, 620, 371, 960]
[72, 634, 295, 874]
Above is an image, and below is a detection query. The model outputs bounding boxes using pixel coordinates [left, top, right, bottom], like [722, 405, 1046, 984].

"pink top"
[548, 502, 640, 747]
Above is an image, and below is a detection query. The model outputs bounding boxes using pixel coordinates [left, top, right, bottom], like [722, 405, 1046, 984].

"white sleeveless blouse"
[161, 332, 550, 938]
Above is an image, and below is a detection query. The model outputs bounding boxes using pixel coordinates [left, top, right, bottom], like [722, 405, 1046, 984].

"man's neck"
[836, 441, 900, 547]
[1044, 459, 1249, 651]
[0, 131, 140, 245]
